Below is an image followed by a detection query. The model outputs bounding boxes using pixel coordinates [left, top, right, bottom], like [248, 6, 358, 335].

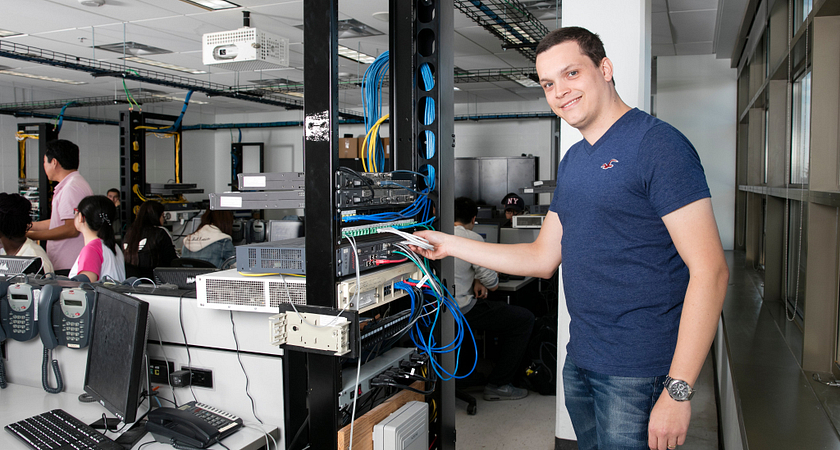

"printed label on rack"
[219, 196, 243, 208]
[242, 176, 267, 188]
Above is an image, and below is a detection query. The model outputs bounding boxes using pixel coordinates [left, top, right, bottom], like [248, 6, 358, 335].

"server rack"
[16, 122, 58, 222]
[294, 0, 455, 448]
[118, 111, 182, 224]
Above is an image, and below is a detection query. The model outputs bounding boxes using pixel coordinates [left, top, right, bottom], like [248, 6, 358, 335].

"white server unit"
[373, 401, 428, 450]
[512, 214, 546, 228]
[196, 269, 305, 313]
[203, 28, 289, 71]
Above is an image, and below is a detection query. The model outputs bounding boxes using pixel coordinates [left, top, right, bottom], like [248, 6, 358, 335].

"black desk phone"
[38, 284, 96, 349]
[146, 401, 243, 449]
[1, 282, 39, 341]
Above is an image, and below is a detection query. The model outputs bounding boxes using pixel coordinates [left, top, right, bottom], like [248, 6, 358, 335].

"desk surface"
[1, 384, 278, 450]
[496, 276, 535, 292]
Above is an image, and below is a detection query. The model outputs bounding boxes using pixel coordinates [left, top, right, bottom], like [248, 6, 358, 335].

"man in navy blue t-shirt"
[413, 27, 729, 450]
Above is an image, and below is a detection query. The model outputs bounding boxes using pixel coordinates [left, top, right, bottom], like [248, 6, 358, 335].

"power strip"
[337, 263, 422, 313]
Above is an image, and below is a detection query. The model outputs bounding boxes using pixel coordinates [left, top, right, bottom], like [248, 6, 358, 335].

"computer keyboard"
[4, 409, 123, 450]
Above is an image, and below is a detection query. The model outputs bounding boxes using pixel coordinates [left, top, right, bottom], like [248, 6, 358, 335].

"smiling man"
[413, 27, 728, 450]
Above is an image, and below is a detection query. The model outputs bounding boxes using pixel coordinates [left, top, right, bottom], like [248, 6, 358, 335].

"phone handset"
[38, 284, 63, 394]
[145, 401, 243, 449]
[1, 283, 39, 342]
[39, 285, 95, 350]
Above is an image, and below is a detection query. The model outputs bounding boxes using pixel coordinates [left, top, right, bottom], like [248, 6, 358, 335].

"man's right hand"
[409, 230, 450, 260]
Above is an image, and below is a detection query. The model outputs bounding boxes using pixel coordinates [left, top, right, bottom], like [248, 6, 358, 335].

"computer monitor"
[83, 286, 150, 423]
[472, 223, 500, 244]
[0, 255, 43, 275]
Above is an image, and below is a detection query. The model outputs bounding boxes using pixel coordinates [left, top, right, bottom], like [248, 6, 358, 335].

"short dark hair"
[107, 188, 120, 196]
[0, 193, 33, 241]
[454, 197, 478, 225]
[45, 139, 80, 170]
[536, 27, 613, 85]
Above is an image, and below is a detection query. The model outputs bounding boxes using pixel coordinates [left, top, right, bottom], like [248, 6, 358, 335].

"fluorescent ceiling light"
[122, 57, 207, 74]
[337, 45, 376, 64]
[0, 29, 23, 38]
[0, 70, 87, 85]
[178, 0, 239, 10]
[512, 75, 540, 88]
[95, 42, 171, 56]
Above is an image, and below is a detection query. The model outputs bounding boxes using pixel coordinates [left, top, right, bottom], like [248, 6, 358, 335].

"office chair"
[168, 258, 218, 269]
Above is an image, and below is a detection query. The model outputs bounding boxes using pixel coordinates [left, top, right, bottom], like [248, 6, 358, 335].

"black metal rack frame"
[293, 0, 455, 449]
[118, 111, 182, 225]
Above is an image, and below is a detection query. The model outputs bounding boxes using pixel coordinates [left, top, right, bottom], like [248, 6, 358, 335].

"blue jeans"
[563, 355, 666, 450]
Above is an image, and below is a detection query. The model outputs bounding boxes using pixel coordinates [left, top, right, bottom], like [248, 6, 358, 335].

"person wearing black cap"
[501, 192, 525, 228]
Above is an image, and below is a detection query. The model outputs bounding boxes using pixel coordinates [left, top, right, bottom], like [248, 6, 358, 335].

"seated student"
[69, 195, 125, 282]
[122, 201, 177, 279]
[500, 192, 526, 228]
[0, 193, 54, 274]
[181, 210, 235, 268]
[454, 196, 534, 401]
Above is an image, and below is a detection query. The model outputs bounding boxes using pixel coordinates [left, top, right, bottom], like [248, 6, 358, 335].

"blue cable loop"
[363, 51, 390, 171]
[55, 101, 78, 134]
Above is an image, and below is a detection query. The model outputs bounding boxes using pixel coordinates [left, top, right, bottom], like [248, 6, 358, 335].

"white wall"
[656, 54, 737, 250]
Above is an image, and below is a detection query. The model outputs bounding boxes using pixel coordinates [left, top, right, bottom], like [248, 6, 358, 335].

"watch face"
[668, 380, 691, 400]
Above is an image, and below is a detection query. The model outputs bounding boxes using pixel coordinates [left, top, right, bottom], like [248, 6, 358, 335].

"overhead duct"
[454, 0, 551, 62]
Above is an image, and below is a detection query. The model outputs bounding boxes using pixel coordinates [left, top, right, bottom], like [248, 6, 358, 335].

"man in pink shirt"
[28, 140, 93, 274]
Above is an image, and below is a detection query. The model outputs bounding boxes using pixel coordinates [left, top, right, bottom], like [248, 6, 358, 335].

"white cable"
[348, 354, 362, 450]
[147, 310, 178, 407]
[132, 277, 157, 288]
[244, 423, 278, 450]
[376, 227, 434, 250]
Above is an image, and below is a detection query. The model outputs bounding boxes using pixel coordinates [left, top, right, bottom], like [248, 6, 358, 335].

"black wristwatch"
[664, 376, 695, 402]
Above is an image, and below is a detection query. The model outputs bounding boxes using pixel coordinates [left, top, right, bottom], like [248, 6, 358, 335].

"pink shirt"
[47, 171, 92, 270]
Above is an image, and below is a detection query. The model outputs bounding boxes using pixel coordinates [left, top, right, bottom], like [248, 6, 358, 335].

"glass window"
[791, 71, 811, 185]
[795, 0, 813, 29]
[785, 200, 808, 322]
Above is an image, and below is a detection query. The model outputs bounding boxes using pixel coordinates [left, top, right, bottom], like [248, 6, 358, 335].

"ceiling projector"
[203, 27, 289, 71]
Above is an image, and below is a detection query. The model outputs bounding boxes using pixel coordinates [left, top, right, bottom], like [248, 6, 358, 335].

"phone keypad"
[61, 319, 86, 342]
[10, 313, 32, 334]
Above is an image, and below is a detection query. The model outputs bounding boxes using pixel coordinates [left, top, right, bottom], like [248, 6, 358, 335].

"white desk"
[0, 384, 278, 450]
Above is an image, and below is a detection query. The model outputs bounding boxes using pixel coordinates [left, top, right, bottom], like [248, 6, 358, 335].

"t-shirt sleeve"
[76, 241, 104, 277]
[57, 184, 89, 222]
[638, 124, 711, 217]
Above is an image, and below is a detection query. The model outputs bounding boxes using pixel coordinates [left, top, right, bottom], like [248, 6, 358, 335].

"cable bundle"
[341, 170, 435, 225]
[419, 63, 436, 160]
[362, 51, 390, 172]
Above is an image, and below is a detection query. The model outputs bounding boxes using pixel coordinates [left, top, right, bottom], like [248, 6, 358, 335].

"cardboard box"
[359, 136, 391, 159]
[338, 137, 359, 159]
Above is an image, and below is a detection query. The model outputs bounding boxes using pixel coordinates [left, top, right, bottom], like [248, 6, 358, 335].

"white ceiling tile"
[674, 42, 714, 55]
[669, 10, 717, 43]
[667, 0, 718, 12]
[652, 11, 673, 45]
[652, 43, 676, 56]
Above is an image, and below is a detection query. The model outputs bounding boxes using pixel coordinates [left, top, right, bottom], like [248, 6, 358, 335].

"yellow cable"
[175, 132, 181, 183]
[132, 184, 148, 202]
[363, 114, 389, 172]
[18, 141, 26, 179]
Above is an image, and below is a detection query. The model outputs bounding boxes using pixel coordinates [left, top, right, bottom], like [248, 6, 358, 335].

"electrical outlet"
[149, 359, 174, 384]
[181, 366, 213, 389]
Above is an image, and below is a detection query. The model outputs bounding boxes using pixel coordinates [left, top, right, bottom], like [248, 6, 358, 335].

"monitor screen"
[0, 255, 42, 275]
[472, 223, 500, 244]
[83, 286, 149, 423]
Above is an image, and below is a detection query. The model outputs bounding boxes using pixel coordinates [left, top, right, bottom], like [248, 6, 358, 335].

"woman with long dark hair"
[122, 201, 177, 278]
[181, 209, 235, 267]
[0, 192, 54, 274]
[68, 195, 125, 282]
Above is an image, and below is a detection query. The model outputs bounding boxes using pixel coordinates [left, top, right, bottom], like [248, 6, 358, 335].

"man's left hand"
[473, 280, 488, 299]
[648, 392, 690, 450]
